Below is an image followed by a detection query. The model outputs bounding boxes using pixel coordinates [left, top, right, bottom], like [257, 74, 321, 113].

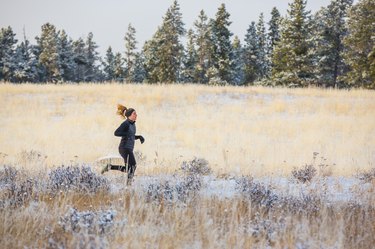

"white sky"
[0, 0, 357, 56]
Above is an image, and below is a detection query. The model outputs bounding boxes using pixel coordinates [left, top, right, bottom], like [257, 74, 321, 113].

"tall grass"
[1, 165, 374, 248]
[0, 82, 374, 176]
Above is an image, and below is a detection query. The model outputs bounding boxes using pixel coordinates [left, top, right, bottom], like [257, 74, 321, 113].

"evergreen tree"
[231, 36, 245, 85]
[243, 22, 260, 84]
[267, 7, 281, 75]
[124, 23, 137, 82]
[113, 52, 125, 81]
[342, 0, 375, 88]
[268, 7, 281, 54]
[132, 52, 146, 83]
[0, 26, 18, 81]
[272, 0, 314, 87]
[36, 23, 61, 82]
[312, 0, 353, 88]
[12, 33, 39, 82]
[209, 4, 233, 84]
[193, 10, 211, 83]
[85, 32, 100, 81]
[256, 13, 268, 79]
[58, 30, 75, 81]
[181, 29, 197, 83]
[143, 29, 162, 83]
[72, 38, 87, 82]
[142, 0, 185, 83]
[103, 46, 115, 81]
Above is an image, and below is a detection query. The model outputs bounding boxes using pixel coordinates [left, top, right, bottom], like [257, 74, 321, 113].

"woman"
[101, 104, 145, 185]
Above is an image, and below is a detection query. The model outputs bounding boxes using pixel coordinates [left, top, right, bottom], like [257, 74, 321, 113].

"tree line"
[0, 0, 374, 88]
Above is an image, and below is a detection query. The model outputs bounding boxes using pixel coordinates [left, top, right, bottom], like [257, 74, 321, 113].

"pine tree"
[268, 7, 281, 54]
[243, 22, 260, 84]
[143, 29, 162, 83]
[58, 30, 75, 82]
[193, 10, 211, 83]
[36, 23, 61, 82]
[231, 36, 244, 85]
[267, 7, 281, 76]
[142, 0, 185, 83]
[312, 0, 353, 87]
[72, 38, 86, 82]
[181, 29, 197, 83]
[113, 52, 125, 82]
[103, 46, 115, 81]
[124, 23, 137, 82]
[342, 0, 375, 88]
[12, 33, 39, 83]
[256, 13, 268, 79]
[272, 0, 314, 87]
[85, 32, 100, 82]
[209, 4, 233, 84]
[0, 26, 18, 81]
[132, 52, 146, 83]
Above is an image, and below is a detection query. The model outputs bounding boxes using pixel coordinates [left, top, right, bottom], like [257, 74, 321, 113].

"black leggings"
[110, 147, 136, 178]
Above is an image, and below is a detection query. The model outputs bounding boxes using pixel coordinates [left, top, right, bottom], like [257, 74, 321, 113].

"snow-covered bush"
[180, 157, 211, 175]
[291, 164, 317, 183]
[0, 166, 35, 208]
[235, 176, 279, 208]
[48, 165, 110, 194]
[59, 207, 117, 234]
[356, 168, 375, 183]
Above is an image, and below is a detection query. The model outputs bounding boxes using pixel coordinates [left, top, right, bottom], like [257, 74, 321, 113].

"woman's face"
[128, 111, 137, 121]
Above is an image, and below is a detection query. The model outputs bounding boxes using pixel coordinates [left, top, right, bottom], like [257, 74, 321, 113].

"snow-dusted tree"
[181, 29, 197, 83]
[193, 10, 211, 83]
[113, 52, 125, 82]
[103, 46, 115, 81]
[268, 7, 281, 55]
[12, 33, 39, 82]
[142, 0, 185, 83]
[85, 32, 100, 82]
[271, 0, 314, 87]
[256, 13, 269, 79]
[231, 36, 245, 85]
[36, 23, 61, 82]
[124, 23, 137, 82]
[312, 0, 353, 88]
[243, 22, 260, 84]
[0, 26, 18, 81]
[341, 0, 375, 88]
[142, 29, 162, 83]
[209, 3, 233, 84]
[58, 29, 75, 82]
[72, 38, 86, 82]
[132, 52, 146, 83]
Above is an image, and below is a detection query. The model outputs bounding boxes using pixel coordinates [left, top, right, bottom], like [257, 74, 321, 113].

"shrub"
[356, 168, 375, 183]
[235, 176, 279, 208]
[59, 207, 117, 235]
[180, 157, 211, 175]
[291, 164, 317, 183]
[48, 165, 110, 194]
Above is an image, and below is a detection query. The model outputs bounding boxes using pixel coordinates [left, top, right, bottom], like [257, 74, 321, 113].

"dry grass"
[1, 164, 375, 249]
[1, 82, 374, 176]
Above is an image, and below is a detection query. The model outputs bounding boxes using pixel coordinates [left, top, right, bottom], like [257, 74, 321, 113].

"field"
[1, 83, 375, 248]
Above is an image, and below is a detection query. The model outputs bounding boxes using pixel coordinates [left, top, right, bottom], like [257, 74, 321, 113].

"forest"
[0, 0, 374, 88]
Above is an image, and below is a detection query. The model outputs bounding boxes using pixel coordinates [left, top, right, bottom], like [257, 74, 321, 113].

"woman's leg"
[126, 150, 137, 185]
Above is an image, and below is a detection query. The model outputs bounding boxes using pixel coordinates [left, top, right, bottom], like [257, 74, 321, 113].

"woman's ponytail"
[117, 104, 127, 119]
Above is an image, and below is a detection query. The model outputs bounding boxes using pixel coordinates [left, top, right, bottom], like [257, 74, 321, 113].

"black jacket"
[114, 119, 138, 150]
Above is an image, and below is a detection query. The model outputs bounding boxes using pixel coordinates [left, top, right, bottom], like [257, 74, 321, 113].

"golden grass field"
[1, 83, 375, 249]
[0, 82, 374, 176]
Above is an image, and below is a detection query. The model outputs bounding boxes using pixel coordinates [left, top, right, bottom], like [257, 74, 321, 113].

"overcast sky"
[0, 0, 356, 56]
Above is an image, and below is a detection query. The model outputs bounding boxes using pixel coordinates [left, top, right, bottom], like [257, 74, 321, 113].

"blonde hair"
[117, 104, 127, 119]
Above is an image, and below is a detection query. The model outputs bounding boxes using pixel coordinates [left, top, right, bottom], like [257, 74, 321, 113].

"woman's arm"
[114, 121, 130, 137]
